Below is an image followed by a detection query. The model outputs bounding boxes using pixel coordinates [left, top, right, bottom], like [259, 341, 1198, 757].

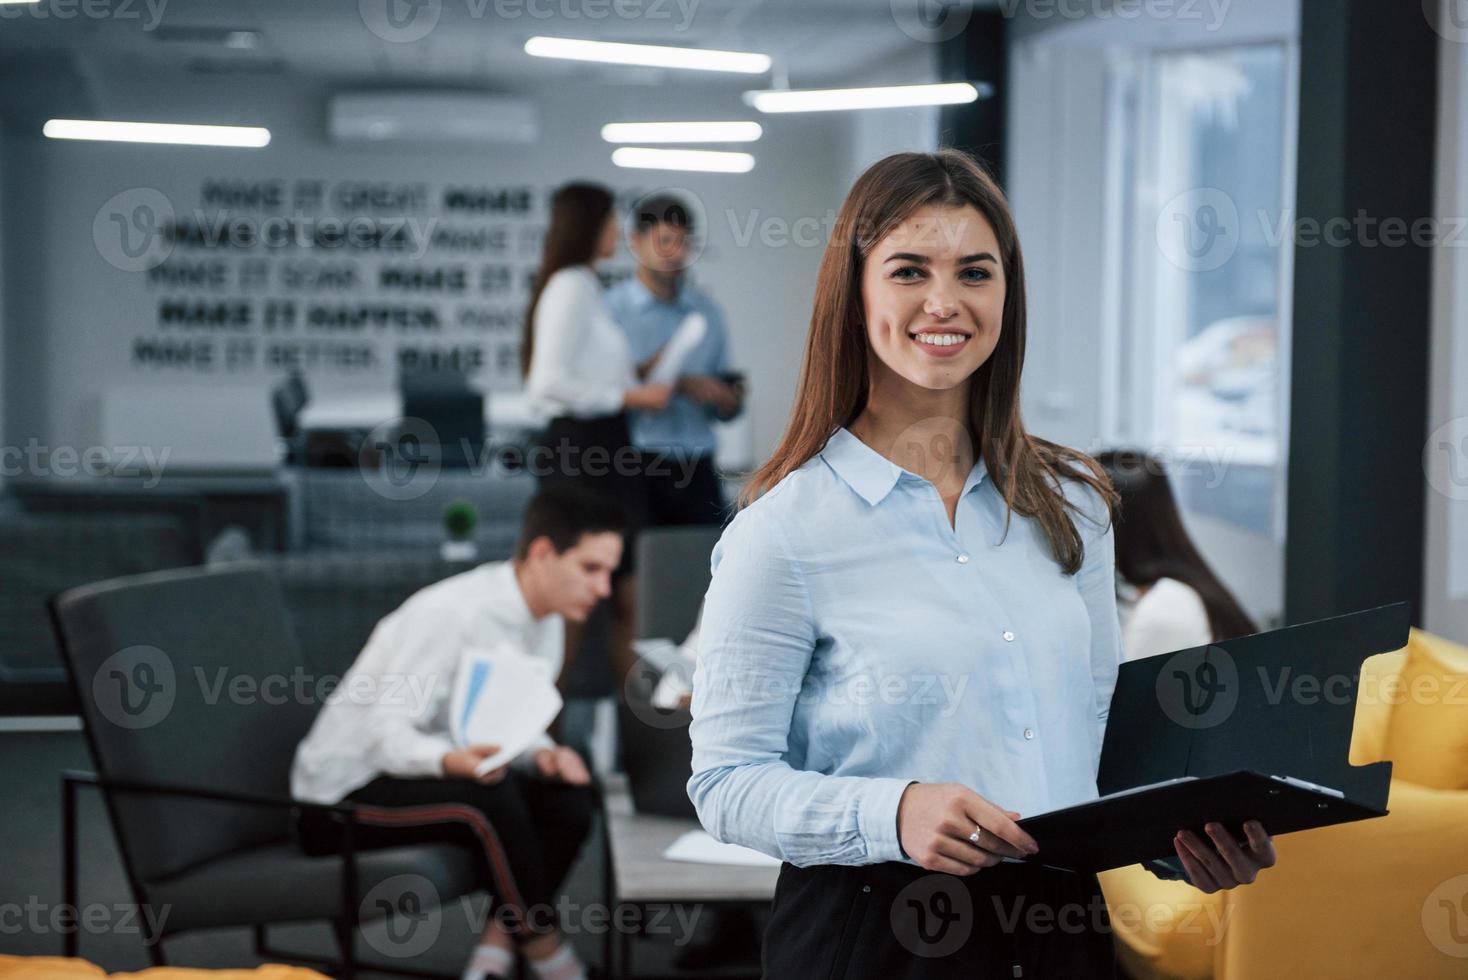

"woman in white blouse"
[1097, 449, 1258, 661]
[522, 182, 672, 686]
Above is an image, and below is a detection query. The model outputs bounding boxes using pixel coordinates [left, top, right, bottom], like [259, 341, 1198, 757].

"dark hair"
[522, 182, 616, 377]
[514, 487, 626, 560]
[1097, 449, 1257, 642]
[743, 149, 1116, 575]
[633, 193, 695, 235]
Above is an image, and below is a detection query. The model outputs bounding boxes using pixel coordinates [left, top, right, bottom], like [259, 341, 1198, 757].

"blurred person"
[1097, 448, 1258, 660]
[606, 193, 744, 528]
[522, 182, 673, 699]
[688, 151, 1279, 979]
[291, 488, 623, 980]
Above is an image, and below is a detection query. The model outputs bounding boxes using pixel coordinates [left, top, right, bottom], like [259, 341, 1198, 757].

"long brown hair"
[521, 182, 615, 377]
[1097, 449, 1258, 640]
[741, 149, 1116, 575]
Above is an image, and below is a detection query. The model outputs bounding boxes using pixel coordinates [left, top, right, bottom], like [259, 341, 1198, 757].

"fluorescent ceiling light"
[601, 121, 763, 144]
[42, 119, 271, 148]
[0, 1, 43, 5]
[745, 82, 986, 113]
[611, 147, 755, 174]
[525, 36, 770, 74]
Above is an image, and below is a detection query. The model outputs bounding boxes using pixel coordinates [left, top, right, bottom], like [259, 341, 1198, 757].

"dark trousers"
[641, 450, 728, 528]
[295, 773, 598, 938]
[763, 860, 1118, 979]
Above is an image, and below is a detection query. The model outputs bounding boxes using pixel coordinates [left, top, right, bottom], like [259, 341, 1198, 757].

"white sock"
[462, 942, 515, 980]
[528, 943, 587, 980]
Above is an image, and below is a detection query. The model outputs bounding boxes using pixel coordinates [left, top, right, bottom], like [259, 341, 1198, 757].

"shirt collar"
[485, 560, 538, 628]
[624, 272, 688, 312]
[819, 426, 988, 507]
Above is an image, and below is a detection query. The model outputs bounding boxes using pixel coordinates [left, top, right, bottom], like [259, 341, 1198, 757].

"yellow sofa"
[1100, 627, 1468, 980]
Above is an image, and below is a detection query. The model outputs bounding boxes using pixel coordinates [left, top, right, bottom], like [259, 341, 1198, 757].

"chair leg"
[332, 918, 357, 980]
[62, 776, 79, 959]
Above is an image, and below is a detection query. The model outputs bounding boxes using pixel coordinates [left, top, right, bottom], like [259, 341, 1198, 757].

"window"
[1105, 43, 1297, 540]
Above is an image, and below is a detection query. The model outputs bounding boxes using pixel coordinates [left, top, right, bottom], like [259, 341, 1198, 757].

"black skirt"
[762, 859, 1118, 980]
[535, 412, 649, 576]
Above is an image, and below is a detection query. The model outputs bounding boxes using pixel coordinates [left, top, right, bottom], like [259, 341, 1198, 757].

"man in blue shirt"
[606, 194, 744, 527]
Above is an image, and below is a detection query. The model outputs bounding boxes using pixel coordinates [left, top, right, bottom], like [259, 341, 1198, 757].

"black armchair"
[50, 563, 481, 977]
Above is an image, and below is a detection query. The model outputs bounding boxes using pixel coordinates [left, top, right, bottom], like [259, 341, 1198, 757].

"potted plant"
[441, 499, 479, 562]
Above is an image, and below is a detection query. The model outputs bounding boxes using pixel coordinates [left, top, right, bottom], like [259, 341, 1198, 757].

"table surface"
[601, 773, 781, 905]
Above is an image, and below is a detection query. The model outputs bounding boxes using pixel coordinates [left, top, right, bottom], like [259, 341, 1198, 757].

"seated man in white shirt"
[291, 488, 624, 980]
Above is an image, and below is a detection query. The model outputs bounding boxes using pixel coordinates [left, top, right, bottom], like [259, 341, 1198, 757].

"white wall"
[2, 71, 858, 468]
[1424, 14, 1468, 643]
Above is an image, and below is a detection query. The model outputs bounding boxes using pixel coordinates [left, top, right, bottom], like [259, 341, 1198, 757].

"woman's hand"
[624, 382, 675, 413]
[896, 782, 1039, 875]
[1173, 820, 1276, 892]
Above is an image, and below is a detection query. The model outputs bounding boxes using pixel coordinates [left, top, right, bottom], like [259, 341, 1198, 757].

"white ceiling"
[0, 0, 991, 91]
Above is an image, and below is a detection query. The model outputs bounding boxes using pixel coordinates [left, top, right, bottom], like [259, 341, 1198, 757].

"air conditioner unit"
[328, 92, 539, 145]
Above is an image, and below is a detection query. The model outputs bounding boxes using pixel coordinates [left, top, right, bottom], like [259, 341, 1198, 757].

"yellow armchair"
[1101, 628, 1468, 980]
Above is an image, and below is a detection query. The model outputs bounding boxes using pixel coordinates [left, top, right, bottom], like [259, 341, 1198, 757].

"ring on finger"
[968, 826, 983, 846]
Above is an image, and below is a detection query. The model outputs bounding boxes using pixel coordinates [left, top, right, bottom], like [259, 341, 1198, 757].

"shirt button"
[1002, 630, 1015, 642]
[956, 553, 970, 564]
[1024, 728, 1035, 740]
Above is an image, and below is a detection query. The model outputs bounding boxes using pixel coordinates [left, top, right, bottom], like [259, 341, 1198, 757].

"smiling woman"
[690, 150, 1278, 979]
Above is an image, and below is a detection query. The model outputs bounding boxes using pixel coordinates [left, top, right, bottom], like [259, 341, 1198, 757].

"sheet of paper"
[646, 312, 708, 385]
[448, 646, 563, 777]
[661, 830, 782, 868]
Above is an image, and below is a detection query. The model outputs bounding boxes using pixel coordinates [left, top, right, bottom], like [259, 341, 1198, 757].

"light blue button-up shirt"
[687, 426, 1122, 868]
[604, 275, 735, 455]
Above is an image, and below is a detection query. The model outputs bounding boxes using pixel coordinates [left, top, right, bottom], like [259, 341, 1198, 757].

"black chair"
[51, 563, 480, 977]
[617, 526, 723, 819]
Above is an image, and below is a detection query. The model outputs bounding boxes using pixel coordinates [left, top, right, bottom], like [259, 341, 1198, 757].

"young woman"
[688, 151, 1277, 978]
[522, 183, 673, 690]
[1096, 449, 1258, 660]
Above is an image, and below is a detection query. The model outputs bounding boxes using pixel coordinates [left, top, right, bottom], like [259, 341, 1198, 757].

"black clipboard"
[1015, 602, 1409, 873]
